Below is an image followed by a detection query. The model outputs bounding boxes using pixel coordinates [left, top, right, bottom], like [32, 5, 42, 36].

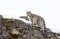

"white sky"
[0, 0, 60, 33]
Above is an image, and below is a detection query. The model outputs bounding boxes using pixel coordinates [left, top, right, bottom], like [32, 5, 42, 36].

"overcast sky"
[0, 0, 60, 33]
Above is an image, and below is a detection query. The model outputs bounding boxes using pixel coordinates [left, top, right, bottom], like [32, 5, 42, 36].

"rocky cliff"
[0, 15, 60, 39]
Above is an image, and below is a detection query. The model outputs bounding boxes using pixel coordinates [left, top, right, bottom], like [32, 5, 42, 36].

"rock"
[0, 15, 59, 39]
[0, 15, 3, 19]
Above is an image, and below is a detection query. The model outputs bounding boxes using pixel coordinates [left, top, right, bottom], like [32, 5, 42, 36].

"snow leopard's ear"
[27, 11, 32, 16]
